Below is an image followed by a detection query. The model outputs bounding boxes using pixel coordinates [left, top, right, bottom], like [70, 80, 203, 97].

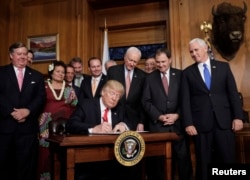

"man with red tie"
[66, 80, 130, 180]
[142, 48, 192, 180]
[66, 80, 129, 134]
[107, 46, 146, 131]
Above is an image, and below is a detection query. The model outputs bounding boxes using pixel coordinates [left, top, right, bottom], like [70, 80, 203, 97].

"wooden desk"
[47, 132, 179, 180]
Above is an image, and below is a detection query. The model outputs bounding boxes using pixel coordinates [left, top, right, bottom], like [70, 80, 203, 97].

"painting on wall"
[27, 33, 59, 62]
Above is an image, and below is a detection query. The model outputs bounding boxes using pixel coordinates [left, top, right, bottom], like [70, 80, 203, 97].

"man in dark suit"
[66, 79, 128, 134]
[66, 80, 134, 180]
[107, 46, 146, 131]
[142, 48, 192, 180]
[78, 57, 107, 100]
[181, 38, 244, 180]
[65, 64, 80, 97]
[69, 57, 90, 88]
[0, 42, 46, 180]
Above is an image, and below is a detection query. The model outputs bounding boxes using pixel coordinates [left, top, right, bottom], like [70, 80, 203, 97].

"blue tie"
[203, 64, 211, 89]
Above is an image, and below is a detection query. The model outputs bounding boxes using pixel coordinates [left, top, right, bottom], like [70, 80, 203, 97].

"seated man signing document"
[66, 80, 129, 134]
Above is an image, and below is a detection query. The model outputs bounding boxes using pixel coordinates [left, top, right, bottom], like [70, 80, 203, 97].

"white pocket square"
[31, 81, 36, 84]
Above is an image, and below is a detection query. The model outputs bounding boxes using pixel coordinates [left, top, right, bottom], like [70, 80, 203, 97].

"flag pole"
[105, 18, 107, 29]
[102, 18, 110, 75]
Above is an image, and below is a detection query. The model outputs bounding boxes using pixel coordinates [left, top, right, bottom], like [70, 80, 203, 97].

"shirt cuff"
[88, 128, 93, 133]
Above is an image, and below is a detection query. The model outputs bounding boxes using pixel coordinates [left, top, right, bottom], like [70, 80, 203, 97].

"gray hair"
[189, 38, 208, 48]
[125, 47, 142, 58]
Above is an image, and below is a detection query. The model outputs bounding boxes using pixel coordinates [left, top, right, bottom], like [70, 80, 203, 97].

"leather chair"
[49, 118, 68, 135]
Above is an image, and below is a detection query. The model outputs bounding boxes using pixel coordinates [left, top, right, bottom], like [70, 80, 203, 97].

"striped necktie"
[162, 72, 168, 95]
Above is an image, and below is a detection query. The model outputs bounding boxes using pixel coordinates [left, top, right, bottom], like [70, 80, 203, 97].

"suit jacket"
[78, 74, 107, 100]
[0, 64, 46, 133]
[73, 73, 90, 87]
[107, 64, 146, 130]
[71, 84, 80, 98]
[181, 59, 244, 132]
[66, 98, 124, 134]
[142, 68, 182, 133]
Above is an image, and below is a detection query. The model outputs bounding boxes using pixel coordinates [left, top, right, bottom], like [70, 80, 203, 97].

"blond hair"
[102, 80, 125, 96]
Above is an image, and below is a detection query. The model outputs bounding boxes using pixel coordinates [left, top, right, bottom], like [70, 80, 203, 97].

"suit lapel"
[119, 65, 126, 86]
[129, 69, 137, 94]
[21, 68, 33, 92]
[94, 100, 102, 124]
[192, 63, 208, 90]
[95, 74, 106, 98]
[7, 65, 20, 91]
[111, 107, 119, 127]
[155, 70, 167, 96]
[168, 68, 177, 96]
[86, 77, 93, 97]
[210, 60, 217, 90]
[127, 67, 141, 99]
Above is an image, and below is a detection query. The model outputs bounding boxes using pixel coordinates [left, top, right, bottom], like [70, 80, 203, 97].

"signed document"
[90, 131, 149, 135]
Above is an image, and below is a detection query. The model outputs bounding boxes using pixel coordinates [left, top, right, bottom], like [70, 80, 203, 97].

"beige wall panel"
[94, 1, 168, 69]
[95, 2, 168, 28]
[108, 26, 166, 47]
[20, 0, 79, 74]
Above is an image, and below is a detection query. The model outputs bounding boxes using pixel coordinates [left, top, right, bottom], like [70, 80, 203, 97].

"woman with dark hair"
[38, 60, 78, 180]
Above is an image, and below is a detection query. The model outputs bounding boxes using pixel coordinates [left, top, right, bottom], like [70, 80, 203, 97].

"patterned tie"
[92, 78, 97, 96]
[17, 68, 24, 91]
[75, 77, 81, 87]
[203, 64, 211, 89]
[125, 70, 131, 98]
[103, 108, 109, 122]
[162, 72, 168, 95]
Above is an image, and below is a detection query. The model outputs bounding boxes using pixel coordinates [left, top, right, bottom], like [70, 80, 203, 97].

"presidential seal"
[114, 131, 145, 166]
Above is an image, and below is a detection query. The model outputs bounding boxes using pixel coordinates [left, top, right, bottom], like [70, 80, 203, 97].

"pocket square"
[31, 81, 36, 84]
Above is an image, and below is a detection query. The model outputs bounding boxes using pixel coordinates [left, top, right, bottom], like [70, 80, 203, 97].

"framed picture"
[27, 33, 59, 62]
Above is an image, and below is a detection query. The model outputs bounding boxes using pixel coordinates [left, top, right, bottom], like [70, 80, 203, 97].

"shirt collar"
[92, 74, 102, 81]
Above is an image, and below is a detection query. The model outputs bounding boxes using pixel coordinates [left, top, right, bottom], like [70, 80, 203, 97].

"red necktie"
[162, 72, 168, 95]
[17, 68, 24, 91]
[103, 108, 109, 122]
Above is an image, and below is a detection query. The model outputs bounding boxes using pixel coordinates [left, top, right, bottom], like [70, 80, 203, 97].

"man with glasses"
[107, 46, 146, 131]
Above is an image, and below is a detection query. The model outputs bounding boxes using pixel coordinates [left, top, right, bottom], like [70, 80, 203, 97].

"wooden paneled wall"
[169, 0, 250, 113]
[0, 0, 250, 112]
[92, 1, 168, 70]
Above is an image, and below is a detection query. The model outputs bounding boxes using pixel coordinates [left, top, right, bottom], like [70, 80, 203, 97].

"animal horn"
[211, 5, 218, 16]
[243, 1, 247, 14]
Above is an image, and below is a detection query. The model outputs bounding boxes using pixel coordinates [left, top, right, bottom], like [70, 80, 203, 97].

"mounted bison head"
[211, 2, 247, 60]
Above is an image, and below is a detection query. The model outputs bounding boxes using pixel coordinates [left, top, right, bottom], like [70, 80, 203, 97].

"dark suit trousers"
[193, 117, 235, 180]
[0, 132, 38, 180]
[147, 135, 193, 180]
[76, 160, 141, 180]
